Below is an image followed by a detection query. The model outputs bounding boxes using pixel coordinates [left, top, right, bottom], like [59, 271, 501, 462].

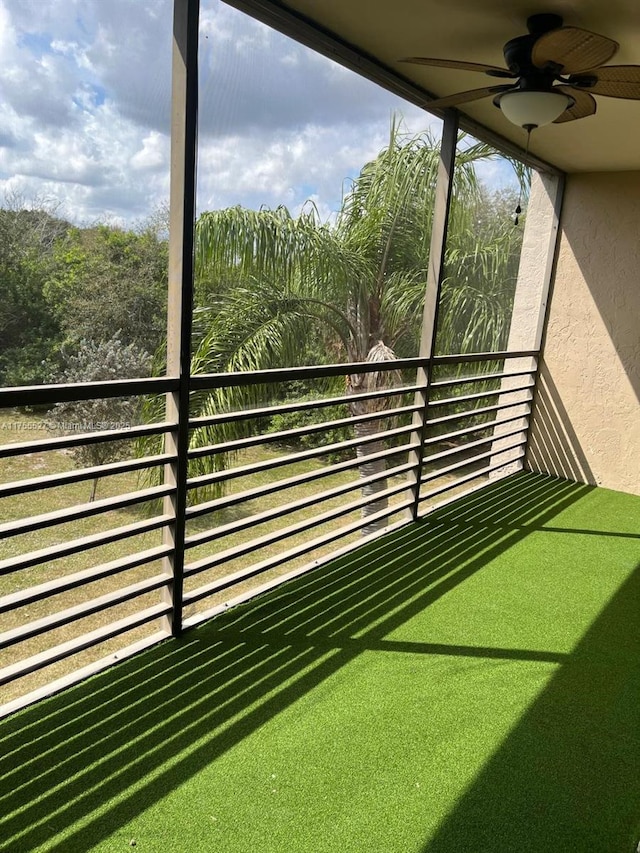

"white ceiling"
[276, 0, 640, 173]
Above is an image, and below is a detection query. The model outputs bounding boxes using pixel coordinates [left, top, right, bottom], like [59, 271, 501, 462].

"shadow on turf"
[0, 473, 598, 852]
[423, 559, 640, 853]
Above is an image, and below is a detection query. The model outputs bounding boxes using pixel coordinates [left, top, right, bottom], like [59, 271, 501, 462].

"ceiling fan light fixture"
[495, 89, 574, 128]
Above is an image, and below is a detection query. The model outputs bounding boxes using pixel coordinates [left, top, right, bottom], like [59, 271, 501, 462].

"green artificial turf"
[1, 472, 640, 853]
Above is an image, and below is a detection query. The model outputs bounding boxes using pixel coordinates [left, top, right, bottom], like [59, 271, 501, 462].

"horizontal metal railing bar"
[0, 484, 173, 541]
[418, 451, 526, 505]
[425, 397, 532, 427]
[0, 515, 172, 576]
[429, 369, 534, 389]
[423, 425, 525, 465]
[423, 411, 529, 446]
[0, 354, 533, 412]
[182, 512, 411, 632]
[0, 602, 171, 687]
[0, 545, 173, 614]
[185, 440, 419, 520]
[183, 498, 413, 607]
[0, 630, 170, 720]
[185, 479, 412, 578]
[0, 421, 176, 460]
[420, 438, 526, 485]
[0, 377, 178, 409]
[428, 381, 534, 409]
[187, 423, 415, 491]
[0, 454, 176, 500]
[0, 573, 169, 650]
[185, 458, 415, 550]
[188, 384, 421, 429]
[189, 357, 426, 390]
[417, 476, 496, 518]
[189, 352, 537, 393]
[188, 403, 418, 460]
[431, 350, 536, 365]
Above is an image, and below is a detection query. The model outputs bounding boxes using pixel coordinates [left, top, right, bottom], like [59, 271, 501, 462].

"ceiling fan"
[401, 13, 640, 130]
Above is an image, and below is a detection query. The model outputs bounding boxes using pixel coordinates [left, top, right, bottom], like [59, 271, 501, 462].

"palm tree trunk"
[349, 342, 403, 536]
[353, 418, 389, 536]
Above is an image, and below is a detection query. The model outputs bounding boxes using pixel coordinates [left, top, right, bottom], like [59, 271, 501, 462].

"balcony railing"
[0, 350, 536, 716]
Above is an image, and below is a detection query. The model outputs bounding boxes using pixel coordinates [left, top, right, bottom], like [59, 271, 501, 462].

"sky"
[0, 0, 515, 227]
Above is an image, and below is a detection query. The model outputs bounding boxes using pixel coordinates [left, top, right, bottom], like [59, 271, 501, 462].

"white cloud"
[0, 0, 444, 226]
[195, 115, 431, 218]
[130, 131, 168, 172]
[0, 0, 173, 223]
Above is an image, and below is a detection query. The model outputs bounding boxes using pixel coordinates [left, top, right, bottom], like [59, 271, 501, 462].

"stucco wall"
[527, 171, 640, 495]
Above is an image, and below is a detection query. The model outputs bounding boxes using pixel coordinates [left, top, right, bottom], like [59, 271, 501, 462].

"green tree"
[53, 334, 151, 502]
[187, 124, 525, 534]
[0, 201, 69, 386]
[437, 184, 525, 356]
[45, 221, 169, 357]
[0, 203, 170, 390]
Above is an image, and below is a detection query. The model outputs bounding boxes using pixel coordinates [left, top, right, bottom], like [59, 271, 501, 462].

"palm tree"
[190, 121, 525, 534]
[437, 183, 526, 356]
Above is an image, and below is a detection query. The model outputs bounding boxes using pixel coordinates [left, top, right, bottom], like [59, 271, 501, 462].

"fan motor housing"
[503, 34, 560, 88]
[526, 13, 563, 36]
[503, 35, 535, 75]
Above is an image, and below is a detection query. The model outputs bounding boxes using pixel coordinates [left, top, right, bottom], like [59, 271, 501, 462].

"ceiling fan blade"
[532, 27, 618, 74]
[585, 65, 640, 100]
[426, 84, 515, 110]
[553, 85, 597, 123]
[400, 57, 515, 78]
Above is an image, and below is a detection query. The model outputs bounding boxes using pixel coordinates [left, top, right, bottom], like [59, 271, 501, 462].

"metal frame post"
[407, 110, 459, 520]
[162, 0, 200, 637]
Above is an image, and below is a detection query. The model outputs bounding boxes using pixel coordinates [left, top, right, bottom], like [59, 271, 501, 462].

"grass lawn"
[1, 471, 639, 852]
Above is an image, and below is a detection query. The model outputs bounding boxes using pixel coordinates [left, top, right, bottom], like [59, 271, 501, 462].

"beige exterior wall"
[527, 171, 640, 495]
